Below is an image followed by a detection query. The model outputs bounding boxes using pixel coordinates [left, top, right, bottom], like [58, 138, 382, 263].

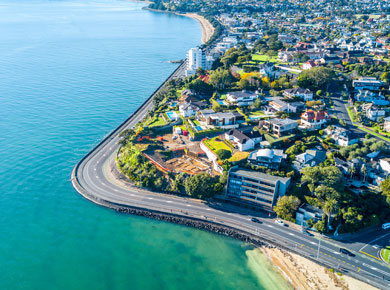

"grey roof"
[231, 168, 291, 184]
[299, 203, 323, 215]
[267, 118, 298, 126]
[227, 90, 257, 99]
[284, 87, 312, 95]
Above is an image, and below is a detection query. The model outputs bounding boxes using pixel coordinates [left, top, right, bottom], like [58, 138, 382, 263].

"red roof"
[302, 110, 329, 121]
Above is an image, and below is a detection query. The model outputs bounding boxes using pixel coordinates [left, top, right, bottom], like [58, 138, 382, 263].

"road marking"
[114, 189, 118, 192]
[265, 224, 274, 228]
[309, 241, 316, 245]
[371, 267, 377, 270]
[333, 251, 339, 255]
[360, 233, 390, 251]
[96, 176, 99, 179]
[94, 168, 96, 171]
[186, 204, 191, 207]
[357, 267, 361, 272]
[288, 233, 295, 236]
[359, 250, 382, 261]
[148, 197, 153, 200]
[206, 208, 211, 211]
[101, 183, 105, 186]
[166, 201, 172, 203]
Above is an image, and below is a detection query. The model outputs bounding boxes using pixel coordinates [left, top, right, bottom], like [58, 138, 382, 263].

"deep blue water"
[0, 1, 290, 289]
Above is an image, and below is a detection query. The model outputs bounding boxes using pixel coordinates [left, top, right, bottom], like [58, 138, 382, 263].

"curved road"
[72, 64, 390, 289]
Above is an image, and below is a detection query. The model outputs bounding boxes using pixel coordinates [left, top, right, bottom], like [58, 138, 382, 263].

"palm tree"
[348, 166, 356, 179]
[323, 199, 338, 231]
[361, 165, 367, 183]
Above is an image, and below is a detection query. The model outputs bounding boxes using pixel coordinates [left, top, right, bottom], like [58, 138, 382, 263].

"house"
[224, 129, 262, 151]
[261, 118, 298, 137]
[300, 110, 330, 130]
[225, 167, 291, 211]
[283, 87, 314, 101]
[302, 60, 317, 70]
[380, 158, 390, 175]
[366, 105, 385, 122]
[295, 204, 323, 227]
[293, 149, 327, 171]
[353, 77, 383, 91]
[259, 62, 280, 79]
[248, 148, 287, 170]
[320, 54, 341, 64]
[384, 117, 390, 133]
[196, 109, 244, 129]
[355, 90, 389, 106]
[226, 90, 258, 106]
[324, 126, 360, 146]
[179, 102, 206, 117]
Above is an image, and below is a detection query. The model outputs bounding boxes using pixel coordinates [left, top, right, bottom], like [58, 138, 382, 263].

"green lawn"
[203, 138, 232, 153]
[148, 116, 166, 127]
[381, 247, 390, 263]
[248, 110, 265, 118]
[346, 106, 357, 122]
[265, 133, 296, 144]
[357, 126, 390, 143]
[229, 151, 250, 162]
[252, 54, 278, 63]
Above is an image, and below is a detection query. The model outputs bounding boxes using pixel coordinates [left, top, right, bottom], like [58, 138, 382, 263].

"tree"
[381, 177, 390, 204]
[196, 67, 206, 76]
[238, 78, 251, 90]
[188, 79, 214, 95]
[209, 68, 235, 90]
[273, 196, 301, 222]
[297, 67, 335, 90]
[216, 149, 232, 160]
[323, 199, 338, 231]
[184, 174, 221, 199]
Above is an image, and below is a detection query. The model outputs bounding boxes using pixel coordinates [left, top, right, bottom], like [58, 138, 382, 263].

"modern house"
[295, 204, 323, 227]
[293, 149, 327, 171]
[226, 90, 258, 106]
[324, 126, 360, 146]
[366, 105, 385, 122]
[248, 148, 287, 169]
[179, 102, 206, 117]
[261, 118, 298, 137]
[299, 110, 330, 130]
[283, 87, 314, 101]
[384, 117, 390, 133]
[353, 77, 383, 91]
[302, 60, 317, 70]
[224, 129, 262, 151]
[355, 90, 389, 106]
[196, 109, 244, 129]
[225, 167, 291, 211]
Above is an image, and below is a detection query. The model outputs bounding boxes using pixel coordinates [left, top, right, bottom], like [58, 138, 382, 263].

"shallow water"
[0, 1, 290, 289]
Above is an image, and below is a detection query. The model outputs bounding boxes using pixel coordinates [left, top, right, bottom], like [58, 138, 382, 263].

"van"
[382, 223, 390, 230]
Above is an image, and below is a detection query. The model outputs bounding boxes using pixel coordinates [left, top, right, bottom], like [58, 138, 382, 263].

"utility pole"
[317, 234, 322, 260]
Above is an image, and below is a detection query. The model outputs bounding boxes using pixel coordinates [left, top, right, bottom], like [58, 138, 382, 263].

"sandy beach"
[251, 248, 379, 290]
[178, 13, 215, 44]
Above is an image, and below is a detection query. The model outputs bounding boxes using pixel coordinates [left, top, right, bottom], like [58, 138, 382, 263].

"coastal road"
[72, 65, 390, 289]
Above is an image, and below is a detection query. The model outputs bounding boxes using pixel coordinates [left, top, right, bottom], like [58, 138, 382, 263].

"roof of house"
[266, 118, 298, 126]
[231, 168, 291, 183]
[284, 87, 312, 95]
[298, 203, 323, 215]
[227, 90, 257, 99]
[301, 110, 329, 121]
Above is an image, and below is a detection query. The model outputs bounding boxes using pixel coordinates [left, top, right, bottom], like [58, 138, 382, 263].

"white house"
[324, 126, 360, 147]
[179, 103, 199, 117]
[366, 105, 385, 122]
[226, 90, 258, 106]
[224, 129, 262, 151]
[380, 158, 390, 175]
[384, 117, 390, 133]
[283, 88, 314, 101]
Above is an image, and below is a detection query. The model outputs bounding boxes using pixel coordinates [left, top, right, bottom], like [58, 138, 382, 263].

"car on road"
[339, 248, 355, 257]
[251, 217, 262, 224]
[274, 219, 287, 226]
[302, 229, 313, 236]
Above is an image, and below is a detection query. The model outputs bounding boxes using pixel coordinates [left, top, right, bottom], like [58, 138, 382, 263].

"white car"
[274, 219, 285, 226]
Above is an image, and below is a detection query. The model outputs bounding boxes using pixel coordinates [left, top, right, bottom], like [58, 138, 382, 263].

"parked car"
[302, 229, 313, 237]
[251, 217, 262, 224]
[339, 248, 354, 257]
[275, 219, 287, 226]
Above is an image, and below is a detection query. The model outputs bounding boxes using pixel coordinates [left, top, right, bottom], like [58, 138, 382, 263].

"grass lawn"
[220, 94, 227, 100]
[229, 151, 250, 162]
[248, 110, 265, 118]
[203, 138, 232, 153]
[149, 116, 166, 127]
[252, 54, 278, 63]
[265, 133, 295, 144]
[346, 106, 357, 122]
[381, 247, 390, 263]
[357, 126, 390, 143]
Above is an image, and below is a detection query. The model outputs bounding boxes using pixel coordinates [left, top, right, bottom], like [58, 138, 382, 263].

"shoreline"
[144, 7, 214, 44]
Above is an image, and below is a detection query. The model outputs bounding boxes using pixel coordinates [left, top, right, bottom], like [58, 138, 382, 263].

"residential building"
[380, 158, 390, 175]
[293, 149, 327, 171]
[224, 129, 262, 151]
[295, 204, 323, 227]
[384, 117, 390, 133]
[283, 87, 314, 101]
[302, 60, 317, 70]
[355, 90, 389, 106]
[366, 105, 385, 122]
[353, 77, 383, 91]
[324, 126, 360, 146]
[185, 47, 212, 76]
[300, 110, 330, 130]
[261, 118, 298, 137]
[225, 167, 291, 211]
[248, 148, 287, 170]
[196, 109, 244, 129]
[226, 90, 258, 106]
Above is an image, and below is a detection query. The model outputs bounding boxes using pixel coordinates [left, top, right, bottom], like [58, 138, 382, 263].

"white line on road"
[265, 224, 274, 228]
[288, 233, 295, 236]
[96, 176, 99, 179]
[309, 241, 316, 245]
[101, 183, 106, 186]
[148, 197, 153, 200]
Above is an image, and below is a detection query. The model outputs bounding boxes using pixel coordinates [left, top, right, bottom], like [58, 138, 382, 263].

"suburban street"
[72, 65, 390, 289]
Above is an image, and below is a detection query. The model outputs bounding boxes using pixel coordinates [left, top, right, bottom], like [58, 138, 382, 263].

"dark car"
[302, 230, 313, 237]
[339, 248, 355, 257]
[251, 217, 262, 224]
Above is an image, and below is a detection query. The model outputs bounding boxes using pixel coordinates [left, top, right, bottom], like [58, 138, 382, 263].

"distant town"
[117, 0, 390, 236]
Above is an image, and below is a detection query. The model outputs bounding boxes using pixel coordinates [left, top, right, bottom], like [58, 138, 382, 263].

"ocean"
[0, 1, 290, 289]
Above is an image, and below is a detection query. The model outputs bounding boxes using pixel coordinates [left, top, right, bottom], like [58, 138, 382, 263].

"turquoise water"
[0, 1, 290, 289]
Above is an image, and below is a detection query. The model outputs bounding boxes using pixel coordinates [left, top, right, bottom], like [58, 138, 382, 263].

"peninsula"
[73, 1, 390, 289]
